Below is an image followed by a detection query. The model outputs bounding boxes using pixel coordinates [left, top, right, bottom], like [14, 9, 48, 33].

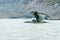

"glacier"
[0, 19, 60, 40]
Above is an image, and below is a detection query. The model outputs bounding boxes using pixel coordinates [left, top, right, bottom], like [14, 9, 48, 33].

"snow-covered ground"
[0, 19, 60, 40]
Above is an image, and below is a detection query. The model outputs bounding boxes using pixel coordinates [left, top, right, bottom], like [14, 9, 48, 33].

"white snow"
[0, 19, 60, 40]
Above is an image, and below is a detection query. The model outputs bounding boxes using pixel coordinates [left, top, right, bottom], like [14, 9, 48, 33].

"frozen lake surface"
[0, 19, 60, 40]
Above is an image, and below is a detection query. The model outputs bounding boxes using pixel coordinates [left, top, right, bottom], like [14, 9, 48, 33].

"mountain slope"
[0, 0, 60, 19]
